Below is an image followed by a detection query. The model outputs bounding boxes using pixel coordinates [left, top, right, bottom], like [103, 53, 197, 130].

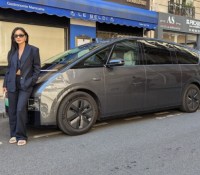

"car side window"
[140, 40, 173, 65]
[110, 40, 140, 66]
[75, 46, 112, 68]
[174, 45, 199, 64]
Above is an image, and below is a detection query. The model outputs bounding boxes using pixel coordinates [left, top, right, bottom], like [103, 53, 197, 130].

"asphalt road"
[0, 109, 200, 175]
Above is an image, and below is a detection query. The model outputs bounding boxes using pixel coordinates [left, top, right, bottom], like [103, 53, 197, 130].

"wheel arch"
[55, 88, 102, 125]
[191, 82, 200, 90]
[182, 80, 200, 92]
[180, 81, 200, 112]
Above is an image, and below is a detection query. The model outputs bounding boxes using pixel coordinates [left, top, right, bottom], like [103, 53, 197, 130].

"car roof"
[92, 37, 198, 52]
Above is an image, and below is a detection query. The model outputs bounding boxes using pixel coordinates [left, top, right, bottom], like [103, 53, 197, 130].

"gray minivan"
[28, 37, 200, 135]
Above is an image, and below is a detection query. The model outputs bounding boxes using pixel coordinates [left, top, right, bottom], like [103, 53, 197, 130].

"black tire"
[180, 84, 200, 112]
[57, 91, 98, 135]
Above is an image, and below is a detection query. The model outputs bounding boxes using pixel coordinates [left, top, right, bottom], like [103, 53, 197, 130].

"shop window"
[163, 31, 186, 45]
[163, 31, 197, 49]
[186, 34, 197, 48]
[0, 21, 65, 67]
[140, 40, 173, 65]
[96, 23, 143, 39]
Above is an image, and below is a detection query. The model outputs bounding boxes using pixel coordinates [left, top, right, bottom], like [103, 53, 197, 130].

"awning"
[0, 0, 158, 29]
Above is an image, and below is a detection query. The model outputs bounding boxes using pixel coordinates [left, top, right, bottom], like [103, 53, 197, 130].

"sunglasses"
[14, 34, 25, 38]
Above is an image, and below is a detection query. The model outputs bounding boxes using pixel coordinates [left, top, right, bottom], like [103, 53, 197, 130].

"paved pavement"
[0, 97, 6, 118]
[1, 108, 200, 175]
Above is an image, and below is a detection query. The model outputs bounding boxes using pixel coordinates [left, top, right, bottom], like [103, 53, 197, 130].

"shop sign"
[159, 13, 200, 34]
[6, 1, 45, 12]
[70, 11, 115, 23]
[159, 13, 182, 31]
[4, 1, 115, 24]
[186, 19, 200, 34]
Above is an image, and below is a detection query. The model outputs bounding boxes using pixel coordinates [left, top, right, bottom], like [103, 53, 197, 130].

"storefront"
[157, 12, 200, 49]
[0, 0, 158, 69]
[0, 8, 69, 68]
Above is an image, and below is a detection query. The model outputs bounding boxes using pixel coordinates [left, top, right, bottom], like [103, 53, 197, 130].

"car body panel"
[144, 64, 182, 109]
[27, 37, 200, 126]
[104, 65, 146, 116]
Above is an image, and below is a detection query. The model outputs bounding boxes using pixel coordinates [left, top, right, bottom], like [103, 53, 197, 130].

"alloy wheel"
[186, 88, 200, 111]
[63, 98, 94, 129]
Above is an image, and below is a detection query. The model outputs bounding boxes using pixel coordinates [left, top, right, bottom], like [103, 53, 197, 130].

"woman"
[3, 27, 41, 146]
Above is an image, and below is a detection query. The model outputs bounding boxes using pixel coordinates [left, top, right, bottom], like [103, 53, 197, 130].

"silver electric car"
[28, 37, 200, 135]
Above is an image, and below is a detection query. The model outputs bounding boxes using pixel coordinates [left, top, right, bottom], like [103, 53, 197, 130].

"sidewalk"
[0, 78, 6, 117]
[0, 97, 6, 118]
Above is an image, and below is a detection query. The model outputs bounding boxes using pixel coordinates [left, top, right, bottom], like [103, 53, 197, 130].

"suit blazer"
[3, 44, 41, 92]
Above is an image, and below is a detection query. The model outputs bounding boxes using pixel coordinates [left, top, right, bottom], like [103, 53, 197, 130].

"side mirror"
[106, 58, 124, 67]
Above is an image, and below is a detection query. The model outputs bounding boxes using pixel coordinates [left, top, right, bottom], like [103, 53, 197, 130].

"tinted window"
[75, 46, 112, 68]
[140, 40, 173, 65]
[174, 45, 199, 64]
[110, 40, 140, 66]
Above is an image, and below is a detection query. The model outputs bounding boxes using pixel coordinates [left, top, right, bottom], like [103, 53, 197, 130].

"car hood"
[31, 63, 67, 97]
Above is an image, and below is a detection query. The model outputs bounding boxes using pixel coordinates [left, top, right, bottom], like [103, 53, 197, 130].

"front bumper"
[27, 97, 41, 126]
[28, 98, 40, 111]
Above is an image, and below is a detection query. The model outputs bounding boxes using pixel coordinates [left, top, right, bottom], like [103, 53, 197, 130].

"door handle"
[132, 82, 143, 85]
[132, 82, 143, 86]
[92, 77, 101, 81]
[132, 76, 137, 79]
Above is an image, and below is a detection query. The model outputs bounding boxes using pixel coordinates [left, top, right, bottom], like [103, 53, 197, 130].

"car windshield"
[42, 42, 103, 68]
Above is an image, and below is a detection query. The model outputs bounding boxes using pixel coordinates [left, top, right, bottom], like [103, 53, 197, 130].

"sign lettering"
[167, 16, 175, 24]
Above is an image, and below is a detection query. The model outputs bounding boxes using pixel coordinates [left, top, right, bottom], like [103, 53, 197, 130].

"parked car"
[28, 37, 200, 135]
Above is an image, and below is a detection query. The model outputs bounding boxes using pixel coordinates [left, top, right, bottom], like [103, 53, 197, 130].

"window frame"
[106, 39, 144, 66]
[73, 45, 113, 68]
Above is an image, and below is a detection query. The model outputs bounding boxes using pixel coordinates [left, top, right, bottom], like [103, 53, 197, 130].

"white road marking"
[156, 116, 167, 120]
[154, 111, 170, 115]
[166, 114, 175, 118]
[0, 142, 2, 145]
[124, 116, 143, 121]
[175, 113, 182, 115]
[93, 122, 108, 127]
[32, 131, 62, 139]
[156, 114, 181, 120]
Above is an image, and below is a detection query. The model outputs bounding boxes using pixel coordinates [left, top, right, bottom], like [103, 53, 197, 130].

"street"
[0, 109, 200, 175]
[1, 0, 200, 174]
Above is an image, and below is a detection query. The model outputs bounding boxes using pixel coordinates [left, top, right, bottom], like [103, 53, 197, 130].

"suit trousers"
[7, 76, 32, 140]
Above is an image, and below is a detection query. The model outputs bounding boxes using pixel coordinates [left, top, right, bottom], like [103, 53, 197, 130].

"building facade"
[151, 0, 200, 49]
[0, 0, 158, 69]
[105, 0, 150, 9]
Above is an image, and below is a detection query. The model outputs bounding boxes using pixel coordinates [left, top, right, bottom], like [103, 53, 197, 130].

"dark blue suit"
[3, 44, 41, 140]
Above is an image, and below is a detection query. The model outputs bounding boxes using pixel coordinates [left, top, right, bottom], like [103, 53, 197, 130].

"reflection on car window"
[78, 49, 90, 58]
[174, 45, 199, 64]
[110, 40, 140, 66]
[41, 43, 102, 70]
[75, 46, 112, 68]
[139, 40, 173, 65]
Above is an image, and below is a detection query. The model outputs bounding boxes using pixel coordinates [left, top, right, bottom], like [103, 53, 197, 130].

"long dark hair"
[8, 27, 29, 64]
